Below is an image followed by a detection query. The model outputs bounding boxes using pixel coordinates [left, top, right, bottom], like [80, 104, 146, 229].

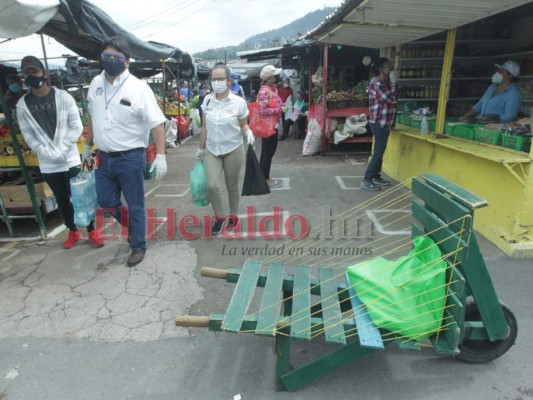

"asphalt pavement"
[0, 134, 531, 400]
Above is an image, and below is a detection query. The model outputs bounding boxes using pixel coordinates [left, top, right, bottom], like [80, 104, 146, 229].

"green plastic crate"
[409, 117, 437, 132]
[409, 117, 421, 128]
[396, 112, 409, 125]
[474, 127, 502, 145]
[451, 124, 481, 140]
[501, 133, 532, 152]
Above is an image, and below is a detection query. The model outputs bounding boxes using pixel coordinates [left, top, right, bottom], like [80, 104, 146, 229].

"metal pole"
[436, 29, 456, 134]
[40, 34, 52, 86]
[321, 43, 328, 153]
[162, 59, 166, 115]
[0, 87, 48, 239]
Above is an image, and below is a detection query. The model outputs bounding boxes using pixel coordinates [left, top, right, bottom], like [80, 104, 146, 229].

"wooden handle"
[175, 316, 209, 327]
[201, 267, 228, 280]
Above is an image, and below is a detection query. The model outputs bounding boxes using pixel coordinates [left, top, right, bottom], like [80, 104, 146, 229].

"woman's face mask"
[492, 72, 503, 84]
[9, 83, 21, 93]
[211, 80, 228, 94]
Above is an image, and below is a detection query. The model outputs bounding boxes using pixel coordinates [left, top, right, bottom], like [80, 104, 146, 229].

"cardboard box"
[0, 177, 54, 210]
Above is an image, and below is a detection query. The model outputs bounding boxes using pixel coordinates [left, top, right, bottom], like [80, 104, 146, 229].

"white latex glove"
[246, 129, 255, 145]
[389, 71, 398, 84]
[81, 144, 93, 163]
[150, 154, 167, 181]
[196, 148, 205, 160]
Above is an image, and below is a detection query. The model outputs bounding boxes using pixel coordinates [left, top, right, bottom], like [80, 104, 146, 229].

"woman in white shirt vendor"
[196, 64, 255, 236]
[460, 60, 523, 123]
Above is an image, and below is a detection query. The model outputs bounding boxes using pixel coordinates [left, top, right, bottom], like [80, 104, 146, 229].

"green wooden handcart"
[176, 173, 517, 391]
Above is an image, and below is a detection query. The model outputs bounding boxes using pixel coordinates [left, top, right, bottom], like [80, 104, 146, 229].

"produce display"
[326, 90, 368, 108]
[156, 96, 188, 116]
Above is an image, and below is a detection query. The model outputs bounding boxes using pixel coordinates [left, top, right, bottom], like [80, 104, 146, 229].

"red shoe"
[88, 230, 105, 248]
[64, 230, 82, 249]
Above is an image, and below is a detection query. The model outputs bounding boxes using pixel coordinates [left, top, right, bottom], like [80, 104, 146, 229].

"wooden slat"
[431, 309, 461, 355]
[256, 263, 285, 337]
[463, 236, 510, 341]
[319, 268, 346, 345]
[290, 265, 311, 340]
[420, 173, 488, 210]
[222, 259, 262, 332]
[445, 259, 467, 303]
[345, 272, 384, 349]
[412, 200, 469, 262]
[412, 178, 473, 233]
[396, 339, 421, 351]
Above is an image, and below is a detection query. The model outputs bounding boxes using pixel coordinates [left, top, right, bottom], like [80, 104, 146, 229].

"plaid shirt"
[368, 79, 398, 129]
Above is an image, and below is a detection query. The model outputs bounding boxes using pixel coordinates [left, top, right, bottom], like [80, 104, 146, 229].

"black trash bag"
[242, 144, 271, 196]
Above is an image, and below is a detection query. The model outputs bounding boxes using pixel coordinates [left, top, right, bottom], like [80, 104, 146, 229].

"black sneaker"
[373, 177, 391, 186]
[360, 180, 382, 191]
[211, 217, 226, 235]
[226, 216, 239, 233]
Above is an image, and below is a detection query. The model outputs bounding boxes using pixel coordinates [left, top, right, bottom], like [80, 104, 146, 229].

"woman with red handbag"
[196, 64, 255, 235]
[257, 65, 283, 188]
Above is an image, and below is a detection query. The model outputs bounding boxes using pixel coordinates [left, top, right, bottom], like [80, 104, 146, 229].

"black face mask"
[25, 75, 46, 89]
[102, 59, 126, 77]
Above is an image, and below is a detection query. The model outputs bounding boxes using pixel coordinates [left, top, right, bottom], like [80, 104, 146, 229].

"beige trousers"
[204, 144, 244, 218]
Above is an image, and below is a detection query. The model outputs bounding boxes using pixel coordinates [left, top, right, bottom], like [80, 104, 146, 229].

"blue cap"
[230, 73, 239, 79]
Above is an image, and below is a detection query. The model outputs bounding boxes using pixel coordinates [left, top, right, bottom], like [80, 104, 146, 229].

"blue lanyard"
[104, 75, 129, 110]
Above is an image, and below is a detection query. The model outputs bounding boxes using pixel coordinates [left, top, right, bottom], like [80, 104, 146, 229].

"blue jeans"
[96, 149, 147, 252]
[364, 123, 390, 181]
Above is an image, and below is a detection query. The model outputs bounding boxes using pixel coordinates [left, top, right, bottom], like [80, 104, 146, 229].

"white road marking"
[365, 209, 411, 236]
[335, 176, 364, 190]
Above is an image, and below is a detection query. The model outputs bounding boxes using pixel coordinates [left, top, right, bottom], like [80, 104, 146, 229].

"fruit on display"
[0, 124, 10, 137]
[0, 140, 34, 156]
[327, 90, 367, 102]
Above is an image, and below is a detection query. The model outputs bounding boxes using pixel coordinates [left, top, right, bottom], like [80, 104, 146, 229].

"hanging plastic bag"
[164, 118, 177, 148]
[248, 102, 278, 138]
[302, 118, 322, 156]
[190, 160, 210, 207]
[189, 109, 201, 136]
[242, 144, 271, 196]
[70, 162, 97, 227]
[345, 236, 447, 340]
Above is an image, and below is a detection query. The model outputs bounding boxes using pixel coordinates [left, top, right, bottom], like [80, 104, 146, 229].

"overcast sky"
[0, 0, 343, 64]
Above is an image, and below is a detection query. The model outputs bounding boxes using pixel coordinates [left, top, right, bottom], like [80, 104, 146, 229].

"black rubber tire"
[456, 299, 518, 363]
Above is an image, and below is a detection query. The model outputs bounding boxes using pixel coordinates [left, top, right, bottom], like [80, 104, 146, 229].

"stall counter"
[382, 124, 533, 258]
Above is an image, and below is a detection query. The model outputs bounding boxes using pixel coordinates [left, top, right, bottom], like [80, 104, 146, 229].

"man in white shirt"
[83, 36, 167, 267]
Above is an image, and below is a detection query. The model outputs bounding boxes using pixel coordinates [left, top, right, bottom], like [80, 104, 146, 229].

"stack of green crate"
[501, 133, 532, 152]
[409, 116, 437, 132]
[474, 126, 502, 145]
[450, 124, 481, 140]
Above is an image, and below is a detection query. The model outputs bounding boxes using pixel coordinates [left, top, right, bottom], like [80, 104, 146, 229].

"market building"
[306, 0, 533, 258]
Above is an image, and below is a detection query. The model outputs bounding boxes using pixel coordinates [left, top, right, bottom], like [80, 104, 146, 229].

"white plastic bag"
[302, 118, 322, 156]
[164, 118, 178, 148]
[334, 130, 351, 145]
[189, 109, 201, 136]
[343, 113, 368, 135]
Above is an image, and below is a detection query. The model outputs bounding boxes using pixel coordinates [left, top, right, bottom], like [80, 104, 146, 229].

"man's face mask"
[24, 75, 46, 89]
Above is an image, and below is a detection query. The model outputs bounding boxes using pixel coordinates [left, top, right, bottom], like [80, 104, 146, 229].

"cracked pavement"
[0, 240, 203, 343]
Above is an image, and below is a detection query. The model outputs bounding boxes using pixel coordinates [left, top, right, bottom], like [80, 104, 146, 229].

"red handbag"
[248, 88, 279, 138]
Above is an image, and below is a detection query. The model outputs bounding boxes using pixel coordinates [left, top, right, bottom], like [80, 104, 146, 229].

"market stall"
[0, 0, 194, 236]
[309, 43, 379, 152]
[307, 0, 533, 258]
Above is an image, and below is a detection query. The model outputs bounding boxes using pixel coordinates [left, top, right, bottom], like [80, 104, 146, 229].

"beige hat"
[260, 65, 282, 80]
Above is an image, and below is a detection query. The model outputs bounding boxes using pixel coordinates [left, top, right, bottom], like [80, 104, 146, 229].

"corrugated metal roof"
[306, 0, 533, 48]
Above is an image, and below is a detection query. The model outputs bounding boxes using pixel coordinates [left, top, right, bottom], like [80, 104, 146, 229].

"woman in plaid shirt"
[361, 58, 399, 191]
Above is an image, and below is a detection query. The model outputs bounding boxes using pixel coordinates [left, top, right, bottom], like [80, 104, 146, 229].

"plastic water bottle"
[420, 115, 429, 134]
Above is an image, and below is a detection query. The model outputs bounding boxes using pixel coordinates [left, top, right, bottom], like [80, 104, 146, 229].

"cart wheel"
[456, 299, 517, 363]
